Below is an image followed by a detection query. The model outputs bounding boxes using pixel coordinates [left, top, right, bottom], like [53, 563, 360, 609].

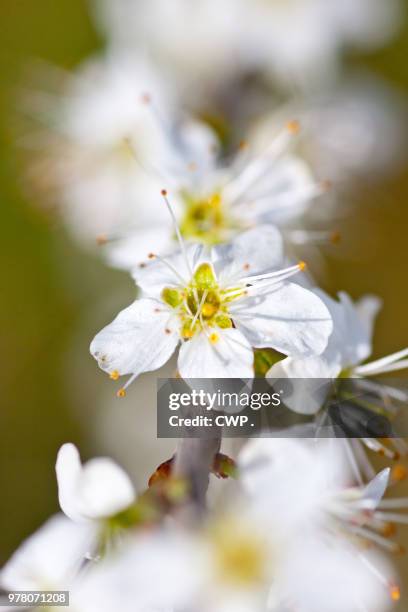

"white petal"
[132, 244, 207, 298]
[175, 120, 219, 178]
[235, 156, 319, 225]
[0, 514, 94, 591]
[77, 458, 136, 519]
[315, 290, 378, 369]
[267, 356, 341, 414]
[90, 298, 179, 378]
[56, 443, 136, 521]
[360, 468, 390, 510]
[178, 328, 254, 378]
[212, 225, 284, 285]
[106, 226, 173, 271]
[56, 443, 84, 522]
[231, 282, 332, 356]
[355, 294, 382, 340]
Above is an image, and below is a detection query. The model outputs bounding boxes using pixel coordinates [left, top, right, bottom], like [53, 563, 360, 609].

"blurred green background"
[0, 0, 408, 589]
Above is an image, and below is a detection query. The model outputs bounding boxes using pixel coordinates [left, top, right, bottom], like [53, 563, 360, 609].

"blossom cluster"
[4, 0, 408, 611]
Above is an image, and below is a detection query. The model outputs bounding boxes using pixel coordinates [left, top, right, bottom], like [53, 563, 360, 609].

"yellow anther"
[382, 522, 397, 538]
[330, 231, 341, 244]
[96, 234, 108, 246]
[117, 388, 126, 398]
[298, 261, 307, 271]
[110, 370, 120, 381]
[286, 119, 300, 134]
[210, 333, 219, 344]
[389, 584, 401, 602]
[391, 464, 408, 483]
[183, 328, 194, 339]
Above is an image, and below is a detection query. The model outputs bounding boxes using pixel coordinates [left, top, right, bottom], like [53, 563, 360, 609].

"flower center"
[179, 192, 238, 245]
[161, 262, 243, 341]
[212, 522, 269, 587]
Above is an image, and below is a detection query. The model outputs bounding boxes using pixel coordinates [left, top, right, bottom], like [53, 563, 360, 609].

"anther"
[165, 328, 172, 335]
[321, 179, 333, 192]
[161, 189, 167, 196]
[210, 333, 219, 344]
[141, 93, 151, 105]
[109, 370, 120, 381]
[330, 231, 341, 244]
[286, 120, 300, 134]
[117, 388, 126, 399]
[389, 583, 401, 601]
[148, 253, 156, 259]
[391, 464, 407, 483]
[96, 234, 108, 246]
[382, 523, 397, 538]
[298, 261, 307, 271]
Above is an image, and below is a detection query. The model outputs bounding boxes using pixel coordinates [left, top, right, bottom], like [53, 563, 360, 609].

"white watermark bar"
[157, 377, 408, 438]
[0, 591, 69, 607]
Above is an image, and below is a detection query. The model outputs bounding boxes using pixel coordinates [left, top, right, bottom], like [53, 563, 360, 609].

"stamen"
[161, 190, 193, 278]
[360, 438, 398, 460]
[148, 252, 188, 286]
[286, 229, 341, 246]
[109, 370, 120, 381]
[117, 388, 126, 399]
[240, 262, 306, 285]
[349, 524, 401, 552]
[354, 348, 408, 376]
[190, 290, 209, 329]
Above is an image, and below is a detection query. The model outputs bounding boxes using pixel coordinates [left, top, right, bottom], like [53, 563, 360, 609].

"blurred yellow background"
[1, 2, 408, 592]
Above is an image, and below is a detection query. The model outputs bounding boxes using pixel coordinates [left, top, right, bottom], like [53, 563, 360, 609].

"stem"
[173, 404, 221, 510]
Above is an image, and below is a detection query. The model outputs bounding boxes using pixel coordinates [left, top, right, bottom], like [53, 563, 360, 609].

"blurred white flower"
[239, 438, 401, 610]
[24, 52, 175, 246]
[91, 226, 332, 389]
[268, 290, 408, 411]
[71, 529, 202, 612]
[251, 76, 408, 185]
[0, 514, 93, 592]
[93, 0, 402, 91]
[107, 120, 323, 270]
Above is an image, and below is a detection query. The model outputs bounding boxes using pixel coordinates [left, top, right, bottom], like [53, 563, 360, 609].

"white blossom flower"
[91, 225, 332, 392]
[251, 76, 408, 187]
[24, 52, 175, 246]
[93, 0, 402, 91]
[239, 438, 401, 609]
[268, 290, 408, 409]
[56, 443, 136, 523]
[106, 120, 324, 269]
[0, 514, 92, 593]
[70, 529, 202, 612]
